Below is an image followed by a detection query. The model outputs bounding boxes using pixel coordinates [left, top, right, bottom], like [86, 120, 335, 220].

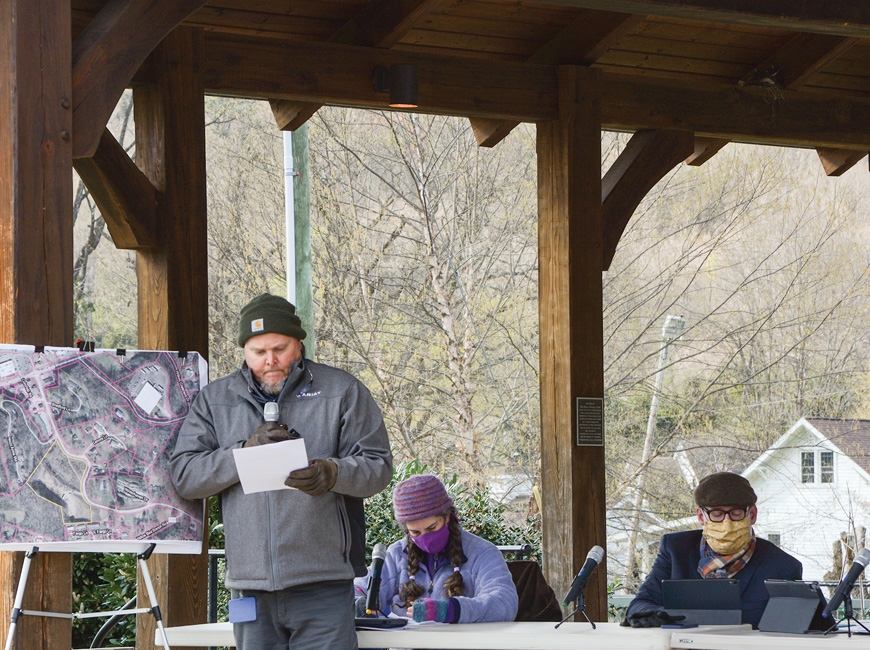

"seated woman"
[359, 474, 518, 624]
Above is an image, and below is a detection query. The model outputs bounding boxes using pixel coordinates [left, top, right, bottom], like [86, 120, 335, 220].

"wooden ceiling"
[69, 1, 870, 165]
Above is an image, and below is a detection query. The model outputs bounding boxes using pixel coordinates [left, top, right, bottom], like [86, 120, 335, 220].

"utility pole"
[623, 314, 685, 591]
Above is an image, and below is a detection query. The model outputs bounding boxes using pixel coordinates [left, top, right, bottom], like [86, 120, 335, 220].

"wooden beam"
[200, 35, 870, 150]
[132, 26, 210, 650]
[537, 66, 607, 621]
[472, 11, 640, 147]
[203, 34, 557, 123]
[685, 136, 729, 166]
[740, 33, 859, 90]
[267, 0, 442, 131]
[269, 100, 321, 132]
[600, 71, 870, 151]
[330, 0, 445, 48]
[72, 129, 159, 249]
[71, 0, 209, 158]
[0, 1, 73, 647]
[816, 148, 868, 176]
[602, 130, 694, 269]
[715, 33, 856, 161]
[537, 1, 870, 38]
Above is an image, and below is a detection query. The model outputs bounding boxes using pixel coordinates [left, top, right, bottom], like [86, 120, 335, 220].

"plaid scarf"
[698, 533, 756, 578]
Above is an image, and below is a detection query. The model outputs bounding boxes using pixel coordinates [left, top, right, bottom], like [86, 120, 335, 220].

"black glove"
[623, 609, 686, 628]
[243, 421, 291, 448]
[285, 458, 338, 496]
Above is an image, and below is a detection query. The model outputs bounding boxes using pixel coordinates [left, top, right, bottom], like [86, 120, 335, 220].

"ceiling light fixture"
[373, 63, 418, 108]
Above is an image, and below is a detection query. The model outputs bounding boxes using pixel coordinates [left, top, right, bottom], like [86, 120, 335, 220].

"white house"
[743, 418, 870, 582]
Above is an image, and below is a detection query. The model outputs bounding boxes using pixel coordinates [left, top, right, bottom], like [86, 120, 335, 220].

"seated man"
[625, 471, 802, 629]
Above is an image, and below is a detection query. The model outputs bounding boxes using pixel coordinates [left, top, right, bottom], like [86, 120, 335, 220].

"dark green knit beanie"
[238, 293, 307, 347]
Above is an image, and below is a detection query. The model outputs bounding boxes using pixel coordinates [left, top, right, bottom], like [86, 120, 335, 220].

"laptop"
[662, 579, 742, 625]
[758, 580, 835, 634]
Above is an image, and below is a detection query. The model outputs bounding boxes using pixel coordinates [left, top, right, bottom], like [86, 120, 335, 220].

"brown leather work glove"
[243, 421, 291, 448]
[284, 458, 338, 496]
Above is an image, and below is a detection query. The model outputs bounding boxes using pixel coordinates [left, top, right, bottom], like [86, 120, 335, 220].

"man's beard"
[261, 380, 285, 396]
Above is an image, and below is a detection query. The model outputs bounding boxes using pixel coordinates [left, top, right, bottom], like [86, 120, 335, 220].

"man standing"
[170, 293, 393, 649]
[625, 471, 802, 629]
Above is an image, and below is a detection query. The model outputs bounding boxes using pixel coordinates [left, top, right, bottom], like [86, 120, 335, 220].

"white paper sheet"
[232, 438, 309, 494]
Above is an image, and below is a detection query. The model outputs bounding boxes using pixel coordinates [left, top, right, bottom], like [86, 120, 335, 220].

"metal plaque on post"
[575, 397, 604, 446]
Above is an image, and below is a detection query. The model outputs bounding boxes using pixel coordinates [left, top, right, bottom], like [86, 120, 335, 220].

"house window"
[800, 450, 835, 484]
[768, 534, 781, 547]
[821, 451, 834, 483]
[801, 451, 815, 483]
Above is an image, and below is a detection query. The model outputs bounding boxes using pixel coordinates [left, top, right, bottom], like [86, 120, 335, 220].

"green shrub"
[72, 552, 137, 648]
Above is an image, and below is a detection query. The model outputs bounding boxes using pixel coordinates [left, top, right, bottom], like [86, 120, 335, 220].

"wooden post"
[132, 26, 210, 650]
[537, 66, 607, 621]
[0, 1, 74, 649]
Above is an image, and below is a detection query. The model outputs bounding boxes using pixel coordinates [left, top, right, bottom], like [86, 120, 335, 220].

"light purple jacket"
[357, 528, 519, 623]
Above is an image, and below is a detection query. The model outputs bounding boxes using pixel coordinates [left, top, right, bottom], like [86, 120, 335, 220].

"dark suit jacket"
[626, 529, 802, 628]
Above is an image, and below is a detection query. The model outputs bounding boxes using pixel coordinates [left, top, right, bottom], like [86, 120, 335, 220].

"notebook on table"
[662, 579, 742, 625]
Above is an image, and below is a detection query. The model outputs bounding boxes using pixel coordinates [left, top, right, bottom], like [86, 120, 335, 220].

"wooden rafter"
[601, 129, 694, 269]
[471, 11, 640, 147]
[71, 0, 208, 158]
[739, 33, 859, 91]
[269, 0, 442, 131]
[540, 1, 870, 37]
[685, 137, 729, 167]
[816, 148, 868, 176]
[72, 129, 159, 249]
[200, 35, 870, 150]
[700, 33, 859, 168]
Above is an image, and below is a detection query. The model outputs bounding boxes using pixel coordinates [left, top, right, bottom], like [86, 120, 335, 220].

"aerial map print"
[0, 346, 206, 553]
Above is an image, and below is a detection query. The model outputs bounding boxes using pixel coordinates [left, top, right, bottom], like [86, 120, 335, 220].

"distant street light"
[623, 314, 685, 591]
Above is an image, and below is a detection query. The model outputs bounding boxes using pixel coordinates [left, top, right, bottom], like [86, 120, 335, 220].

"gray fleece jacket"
[169, 357, 393, 591]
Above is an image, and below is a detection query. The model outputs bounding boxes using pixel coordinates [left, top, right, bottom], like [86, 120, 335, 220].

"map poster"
[0, 345, 207, 554]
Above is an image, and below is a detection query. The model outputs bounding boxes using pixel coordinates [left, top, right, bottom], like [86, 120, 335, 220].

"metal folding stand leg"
[139, 543, 172, 650]
[4, 546, 40, 650]
[2, 544, 171, 650]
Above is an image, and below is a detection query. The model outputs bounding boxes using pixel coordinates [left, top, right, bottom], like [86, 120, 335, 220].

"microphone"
[365, 543, 388, 616]
[264, 402, 279, 422]
[562, 545, 605, 606]
[824, 547, 870, 617]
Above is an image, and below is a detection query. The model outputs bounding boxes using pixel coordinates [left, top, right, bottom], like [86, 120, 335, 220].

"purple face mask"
[412, 519, 450, 555]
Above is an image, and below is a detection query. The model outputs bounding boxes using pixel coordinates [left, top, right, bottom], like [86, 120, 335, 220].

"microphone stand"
[826, 593, 870, 637]
[555, 589, 596, 630]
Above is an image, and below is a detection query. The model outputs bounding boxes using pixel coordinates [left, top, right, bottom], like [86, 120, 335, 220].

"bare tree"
[309, 109, 539, 484]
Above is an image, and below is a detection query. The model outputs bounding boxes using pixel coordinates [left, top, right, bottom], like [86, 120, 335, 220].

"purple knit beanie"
[393, 474, 454, 523]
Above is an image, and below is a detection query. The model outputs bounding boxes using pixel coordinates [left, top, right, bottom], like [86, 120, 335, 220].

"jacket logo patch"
[297, 390, 321, 398]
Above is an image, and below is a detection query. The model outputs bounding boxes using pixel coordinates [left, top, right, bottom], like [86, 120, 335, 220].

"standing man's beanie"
[693, 471, 757, 507]
[393, 474, 454, 523]
[238, 293, 307, 347]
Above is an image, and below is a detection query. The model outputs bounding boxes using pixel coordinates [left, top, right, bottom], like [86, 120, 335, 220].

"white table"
[156, 620, 675, 649]
[670, 625, 870, 649]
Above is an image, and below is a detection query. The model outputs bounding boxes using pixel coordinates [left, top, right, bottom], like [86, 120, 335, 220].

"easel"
[4, 544, 172, 650]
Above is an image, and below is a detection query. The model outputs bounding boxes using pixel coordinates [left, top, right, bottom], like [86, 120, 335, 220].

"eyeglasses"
[702, 507, 750, 522]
